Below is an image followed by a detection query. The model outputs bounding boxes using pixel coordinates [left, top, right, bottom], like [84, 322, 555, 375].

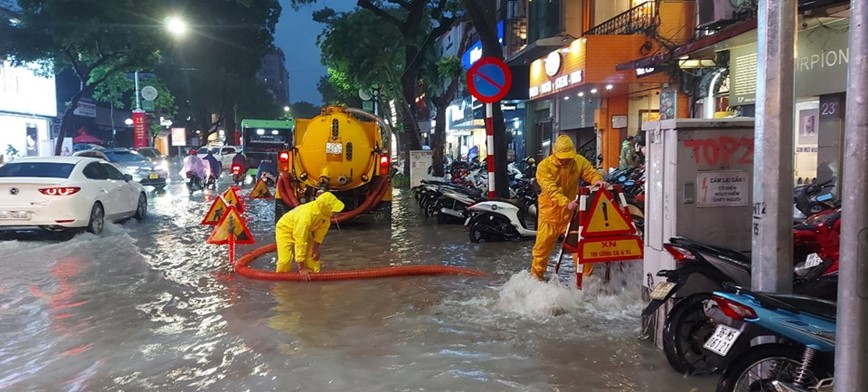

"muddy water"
[0, 182, 714, 391]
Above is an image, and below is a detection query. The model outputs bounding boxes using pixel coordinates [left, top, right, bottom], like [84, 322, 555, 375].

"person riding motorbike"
[531, 135, 606, 281]
[203, 150, 222, 186]
[230, 152, 248, 185]
[180, 149, 207, 189]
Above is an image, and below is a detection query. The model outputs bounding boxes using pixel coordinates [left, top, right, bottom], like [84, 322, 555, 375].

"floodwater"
[0, 178, 715, 391]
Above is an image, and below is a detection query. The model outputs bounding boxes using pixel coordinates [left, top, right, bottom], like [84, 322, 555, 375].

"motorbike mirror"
[618, 175, 626, 182]
[816, 193, 834, 202]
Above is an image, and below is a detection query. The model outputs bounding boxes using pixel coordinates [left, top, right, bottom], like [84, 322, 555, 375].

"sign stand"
[467, 57, 512, 199]
[207, 206, 255, 268]
[560, 185, 644, 289]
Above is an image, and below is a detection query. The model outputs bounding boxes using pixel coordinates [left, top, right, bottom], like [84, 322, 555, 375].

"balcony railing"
[584, 1, 657, 36]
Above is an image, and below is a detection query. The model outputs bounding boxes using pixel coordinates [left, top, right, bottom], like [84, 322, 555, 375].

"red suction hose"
[234, 243, 488, 281]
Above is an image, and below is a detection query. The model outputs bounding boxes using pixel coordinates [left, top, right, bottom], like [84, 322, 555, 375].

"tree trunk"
[431, 98, 448, 177]
[54, 91, 86, 156]
[463, 0, 509, 198]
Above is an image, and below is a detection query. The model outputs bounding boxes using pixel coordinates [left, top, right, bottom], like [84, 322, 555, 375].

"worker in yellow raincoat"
[275, 191, 345, 275]
[531, 135, 606, 280]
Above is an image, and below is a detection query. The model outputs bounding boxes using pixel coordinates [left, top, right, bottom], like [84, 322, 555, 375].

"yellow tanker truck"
[275, 106, 392, 223]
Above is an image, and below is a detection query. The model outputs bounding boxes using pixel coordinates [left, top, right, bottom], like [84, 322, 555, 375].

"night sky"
[275, 1, 356, 105]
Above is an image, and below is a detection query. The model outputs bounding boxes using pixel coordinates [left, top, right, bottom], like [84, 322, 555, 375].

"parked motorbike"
[185, 172, 204, 195]
[436, 185, 485, 224]
[465, 198, 537, 242]
[712, 285, 835, 392]
[793, 179, 836, 221]
[643, 237, 838, 376]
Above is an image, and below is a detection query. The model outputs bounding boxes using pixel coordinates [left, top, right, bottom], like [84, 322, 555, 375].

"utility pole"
[834, 1, 868, 390]
[751, 0, 796, 292]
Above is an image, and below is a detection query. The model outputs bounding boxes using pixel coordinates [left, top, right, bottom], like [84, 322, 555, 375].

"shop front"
[526, 35, 670, 170]
[0, 60, 57, 159]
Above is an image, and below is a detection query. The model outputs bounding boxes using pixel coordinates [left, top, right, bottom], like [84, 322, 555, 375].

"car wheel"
[87, 203, 105, 235]
[134, 193, 148, 220]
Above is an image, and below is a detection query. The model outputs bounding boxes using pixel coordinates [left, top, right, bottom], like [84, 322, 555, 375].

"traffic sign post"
[222, 187, 245, 213]
[561, 186, 644, 289]
[207, 205, 255, 267]
[202, 196, 229, 225]
[249, 179, 273, 200]
[467, 57, 512, 199]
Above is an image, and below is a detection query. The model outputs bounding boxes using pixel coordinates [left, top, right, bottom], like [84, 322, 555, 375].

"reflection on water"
[0, 184, 714, 391]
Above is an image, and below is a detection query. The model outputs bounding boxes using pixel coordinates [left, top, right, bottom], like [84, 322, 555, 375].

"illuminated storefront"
[0, 60, 57, 158]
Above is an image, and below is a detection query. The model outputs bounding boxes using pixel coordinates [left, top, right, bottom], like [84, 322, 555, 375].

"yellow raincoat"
[275, 192, 345, 273]
[531, 135, 603, 280]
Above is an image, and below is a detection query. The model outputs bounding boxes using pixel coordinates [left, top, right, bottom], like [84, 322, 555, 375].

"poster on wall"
[60, 137, 73, 156]
[660, 90, 677, 120]
[696, 170, 750, 208]
[25, 125, 38, 156]
[797, 108, 819, 145]
[639, 110, 660, 129]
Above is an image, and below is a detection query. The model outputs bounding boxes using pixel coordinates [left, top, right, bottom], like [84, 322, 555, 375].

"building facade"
[0, 60, 57, 159]
[257, 48, 290, 105]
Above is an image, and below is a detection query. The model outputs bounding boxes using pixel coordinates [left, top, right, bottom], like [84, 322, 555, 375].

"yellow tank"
[291, 106, 386, 191]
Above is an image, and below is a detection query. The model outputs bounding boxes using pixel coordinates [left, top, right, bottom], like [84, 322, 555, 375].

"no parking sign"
[466, 57, 512, 103]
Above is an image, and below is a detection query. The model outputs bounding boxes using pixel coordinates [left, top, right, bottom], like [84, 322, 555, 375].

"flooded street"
[0, 180, 714, 391]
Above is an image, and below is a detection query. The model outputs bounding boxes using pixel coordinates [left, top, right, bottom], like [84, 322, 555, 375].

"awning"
[615, 19, 758, 71]
[505, 34, 577, 66]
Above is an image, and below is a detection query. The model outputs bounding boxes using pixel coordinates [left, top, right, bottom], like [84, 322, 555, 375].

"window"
[83, 162, 109, 180]
[0, 162, 75, 178]
[221, 147, 235, 155]
[104, 151, 147, 163]
[138, 149, 158, 158]
[102, 163, 127, 181]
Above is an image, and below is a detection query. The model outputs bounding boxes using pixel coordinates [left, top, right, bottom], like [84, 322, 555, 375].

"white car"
[0, 157, 148, 235]
[197, 145, 239, 169]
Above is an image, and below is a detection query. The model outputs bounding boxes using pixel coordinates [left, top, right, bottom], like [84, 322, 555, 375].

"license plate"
[326, 142, 343, 154]
[149, 173, 159, 180]
[0, 211, 30, 220]
[703, 324, 742, 356]
[805, 253, 824, 268]
[649, 282, 676, 300]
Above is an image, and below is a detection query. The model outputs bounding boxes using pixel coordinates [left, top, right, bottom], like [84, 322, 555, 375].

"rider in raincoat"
[275, 192, 345, 275]
[180, 149, 207, 181]
[531, 135, 605, 280]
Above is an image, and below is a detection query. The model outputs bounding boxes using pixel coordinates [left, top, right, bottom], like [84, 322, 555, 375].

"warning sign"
[581, 187, 636, 237]
[697, 170, 749, 208]
[222, 187, 245, 213]
[201, 197, 229, 225]
[249, 179, 273, 200]
[207, 206, 255, 245]
[578, 237, 643, 263]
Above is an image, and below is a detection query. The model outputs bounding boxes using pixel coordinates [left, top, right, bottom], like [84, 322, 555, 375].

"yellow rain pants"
[275, 192, 345, 273]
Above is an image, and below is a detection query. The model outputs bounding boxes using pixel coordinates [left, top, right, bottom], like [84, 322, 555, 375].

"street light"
[125, 118, 134, 126]
[283, 106, 291, 113]
[165, 16, 187, 38]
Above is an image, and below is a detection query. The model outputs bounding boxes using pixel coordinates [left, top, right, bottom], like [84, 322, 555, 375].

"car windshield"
[104, 151, 148, 163]
[138, 149, 158, 158]
[0, 162, 76, 178]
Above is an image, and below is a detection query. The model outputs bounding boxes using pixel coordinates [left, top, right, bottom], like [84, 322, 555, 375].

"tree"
[424, 23, 470, 177]
[2, 0, 168, 155]
[462, 0, 509, 198]
[290, 101, 321, 119]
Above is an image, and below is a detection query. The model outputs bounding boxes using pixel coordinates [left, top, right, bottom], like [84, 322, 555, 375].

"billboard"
[0, 60, 57, 118]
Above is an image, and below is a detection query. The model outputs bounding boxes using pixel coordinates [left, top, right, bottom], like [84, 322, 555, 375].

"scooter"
[465, 198, 537, 242]
[231, 164, 245, 187]
[712, 285, 835, 392]
[793, 179, 836, 222]
[436, 185, 484, 223]
[185, 172, 204, 195]
[643, 237, 838, 376]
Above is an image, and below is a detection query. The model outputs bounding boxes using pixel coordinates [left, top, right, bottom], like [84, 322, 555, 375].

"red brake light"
[664, 244, 695, 263]
[232, 165, 241, 174]
[279, 151, 289, 162]
[379, 154, 390, 176]
[713, 296, 758, 321]
[278, 150, 290, 173]
[39, 187, 81, 196]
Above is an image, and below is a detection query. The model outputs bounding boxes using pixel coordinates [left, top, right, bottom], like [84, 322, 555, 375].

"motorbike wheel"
[662, 293, 726, 376]
[468, 221, 487, 243]
[424, 201, 440, 218]
[716, 344, 830, 392]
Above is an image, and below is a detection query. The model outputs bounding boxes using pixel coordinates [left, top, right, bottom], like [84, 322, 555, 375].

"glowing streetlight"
[283, 106, 291, 112]
[166, 16, 187, 37]
[125, 118, 134, 126]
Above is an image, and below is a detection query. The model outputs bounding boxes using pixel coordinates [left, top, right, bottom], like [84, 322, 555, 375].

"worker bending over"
[275, 192, 345, 275]
[531, 135, 606, 280]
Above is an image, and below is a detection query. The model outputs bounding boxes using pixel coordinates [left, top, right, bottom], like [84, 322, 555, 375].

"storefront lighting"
[606, 84, 613, 90]
[563, 96, 570, 100]
[578, 92, 584, 97]
[590, 88, 598, 94]
[580, 37, 587, 44]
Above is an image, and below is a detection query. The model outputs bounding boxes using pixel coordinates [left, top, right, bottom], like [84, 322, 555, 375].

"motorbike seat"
[793, 223, 818, 231]
[670, 237, 752, 266]
[493, 198, 529, 211]
[755, 292, 837, 320]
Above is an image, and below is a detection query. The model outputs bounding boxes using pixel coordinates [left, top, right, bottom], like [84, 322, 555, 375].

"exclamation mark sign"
[602, 202, 610, 227]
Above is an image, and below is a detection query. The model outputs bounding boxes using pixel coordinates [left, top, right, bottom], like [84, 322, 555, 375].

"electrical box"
[641, 118, 756, 347]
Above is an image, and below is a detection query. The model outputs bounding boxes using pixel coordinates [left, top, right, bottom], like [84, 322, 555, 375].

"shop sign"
[696, 170, 750, 208]
[73, 98, 96, 118]
[730, 19, 850, 105]
[461, 21, 504, 69]
[529, 42, 585, 100]
[0, 60, 57, 117]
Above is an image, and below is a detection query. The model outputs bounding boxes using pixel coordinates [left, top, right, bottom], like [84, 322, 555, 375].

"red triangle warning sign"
[248, 179, 273, 200]
[207, 206, 255, 245]
[222, 187, 245, 213]
[580, 187, 637, 237]
[201, 196, 229, 226]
